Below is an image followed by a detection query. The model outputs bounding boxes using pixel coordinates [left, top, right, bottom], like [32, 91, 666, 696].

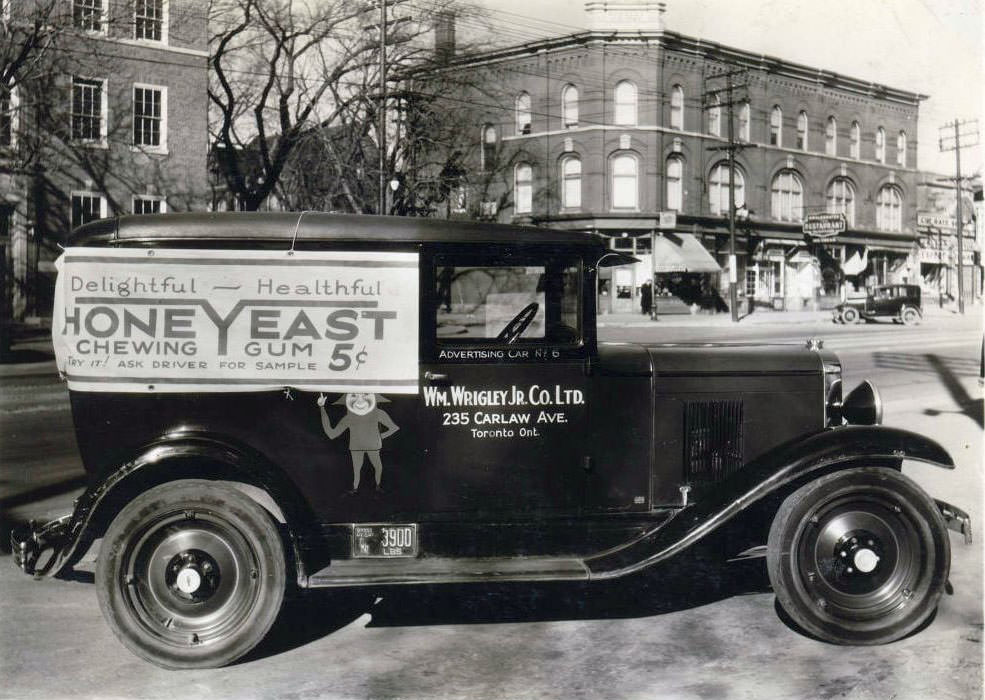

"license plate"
[352, 524, 418, 558]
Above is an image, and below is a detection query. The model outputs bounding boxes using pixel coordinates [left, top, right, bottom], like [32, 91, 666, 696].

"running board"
[307, 556, 590, 588]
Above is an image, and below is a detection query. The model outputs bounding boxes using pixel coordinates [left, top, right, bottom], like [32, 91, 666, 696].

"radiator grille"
[684, 400, 744, 483]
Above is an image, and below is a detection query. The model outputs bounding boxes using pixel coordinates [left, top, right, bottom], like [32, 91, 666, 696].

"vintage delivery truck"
[13, 212, 972, 668]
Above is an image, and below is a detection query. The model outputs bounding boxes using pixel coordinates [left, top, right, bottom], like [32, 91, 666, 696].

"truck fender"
[23, 433, 317, 583]
[585, 425, 954, 579]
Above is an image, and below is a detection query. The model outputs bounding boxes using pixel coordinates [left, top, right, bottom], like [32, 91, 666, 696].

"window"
[826, 177, 855, 226]
[876, 185, 903, 232]
[611, 153, 638, 209]
[0, 85, 14, 148]
[850, 121, 861, 159]
[135, 0, 165, 41]
[796, 111, 808, 150]
[72, 77, 106, 143]
[561, 156, 581, 209]
[707, 95, 721, 136]
[133, 85, 166, 150]
[133, 195, 165, 214]
[771, 170, 804, 222]
[562, 85, 578, 128]
[614, 81, 637, 126]
[71, 192, 106, 228]
[435, 257, 581, 344]
[515, 92, 531, 135]
[670, 85, 684, 130]
[480, 125, 497, 172]
[666, 155, 683, 211]
[73, 0, 104, 32]
[825, 116, 837, 156]
[897, 130, 907, 167]
[514, 163, 532, 214]
[738, 102, 750, 141]
[708, 163, 745, 215]
[875, 127, 885, 163]
[770, 106, 782, 146]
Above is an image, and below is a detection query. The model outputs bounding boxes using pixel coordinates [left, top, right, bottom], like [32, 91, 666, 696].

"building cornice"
[440, 29, 925, 107]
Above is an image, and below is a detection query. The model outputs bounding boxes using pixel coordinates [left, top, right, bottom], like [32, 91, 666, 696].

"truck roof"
[70, 212, 608, 249]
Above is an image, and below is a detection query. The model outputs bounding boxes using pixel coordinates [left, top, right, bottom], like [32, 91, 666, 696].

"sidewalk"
[597, 302, 983, 328]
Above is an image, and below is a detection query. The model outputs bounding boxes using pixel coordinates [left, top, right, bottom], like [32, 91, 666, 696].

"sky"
[472, 0, 984, 177]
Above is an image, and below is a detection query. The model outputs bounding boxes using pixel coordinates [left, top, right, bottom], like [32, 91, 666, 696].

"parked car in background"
[834, 284, 922, 325]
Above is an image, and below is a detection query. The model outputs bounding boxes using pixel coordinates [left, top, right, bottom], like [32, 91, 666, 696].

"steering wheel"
[496, 302, 539, 344]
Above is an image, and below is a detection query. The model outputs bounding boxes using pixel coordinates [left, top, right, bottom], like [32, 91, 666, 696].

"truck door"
[416, 251, 589, 516]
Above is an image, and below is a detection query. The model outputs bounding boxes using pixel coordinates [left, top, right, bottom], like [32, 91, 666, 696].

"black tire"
[841, 307, 860, 324]
[767, 468, 949, 645]
[96, 480, 286, 669]
[900, 306, 920, 325]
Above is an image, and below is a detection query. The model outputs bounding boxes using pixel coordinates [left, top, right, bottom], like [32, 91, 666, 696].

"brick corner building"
[430, 1, 927, 315]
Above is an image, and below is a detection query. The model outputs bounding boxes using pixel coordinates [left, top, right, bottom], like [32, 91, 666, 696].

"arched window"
[826, 177, 855, 226]
[708, 162, 745, 215]
[562, 85, 578, 128]
[875, 126, 885, 163]
[796, 111, 808, 150]
[771, 169, 804, 222]
[825, 116, 837, 156]
[876, 185, 903, 232]
[738, 102, 750, 141]
[896, 130, 907, 167]
[480, 124, 497, 172]
[670, 85, 684, 130]
[611, 153, 638, 209]
[770, 106, 782, 146]
[614, 81, 637, 126]
[561, 156, 581, 209]
[666, 155, 684, 211]
[850, 121, 861, 159]
[515, 92, 531, 135]
[707, 94, 721, 136]
[514, 163, 533, 214]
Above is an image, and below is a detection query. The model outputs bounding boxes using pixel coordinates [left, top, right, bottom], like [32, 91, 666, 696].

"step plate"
[307, 556, 590, 588]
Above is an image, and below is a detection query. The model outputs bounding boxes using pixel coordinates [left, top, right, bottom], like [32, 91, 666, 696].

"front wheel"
[767, 468, 949, 645]
[96, 480, 287, 668]
[841, 307, 860, 324]
[901, 306, 920, 325]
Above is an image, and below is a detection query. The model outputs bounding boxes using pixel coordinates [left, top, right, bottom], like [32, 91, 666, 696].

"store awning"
[653, 233, 721, 273]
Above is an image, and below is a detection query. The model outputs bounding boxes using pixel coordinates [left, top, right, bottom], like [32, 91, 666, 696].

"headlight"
[842, 380, 883, 426]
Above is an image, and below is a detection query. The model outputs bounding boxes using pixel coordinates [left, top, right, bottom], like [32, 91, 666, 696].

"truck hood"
[597, 341, 824, 377]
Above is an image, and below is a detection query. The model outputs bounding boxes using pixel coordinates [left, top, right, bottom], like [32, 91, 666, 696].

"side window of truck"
[434, 256, 581, 344]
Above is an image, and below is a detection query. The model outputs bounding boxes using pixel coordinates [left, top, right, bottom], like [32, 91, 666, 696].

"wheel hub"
[165, 549, 220, 602]
[832, 532, 884, 577]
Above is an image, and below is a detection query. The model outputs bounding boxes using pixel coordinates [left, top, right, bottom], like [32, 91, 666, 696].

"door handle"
[424, 371, 449, 383]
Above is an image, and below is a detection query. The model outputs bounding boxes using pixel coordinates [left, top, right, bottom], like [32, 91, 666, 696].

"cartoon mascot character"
[317, 393, 399, 493]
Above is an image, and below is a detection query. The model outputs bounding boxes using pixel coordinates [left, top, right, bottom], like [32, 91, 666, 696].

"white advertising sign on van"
[53, 248, 420, 393]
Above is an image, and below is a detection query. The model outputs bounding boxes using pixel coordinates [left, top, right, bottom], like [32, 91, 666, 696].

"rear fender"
[28, 433, 319, 583]
[586, 425, 954, 579]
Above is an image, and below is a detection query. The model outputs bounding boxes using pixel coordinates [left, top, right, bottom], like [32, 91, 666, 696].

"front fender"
[586, 425, 954, 579]
[17, 432, 317, 581]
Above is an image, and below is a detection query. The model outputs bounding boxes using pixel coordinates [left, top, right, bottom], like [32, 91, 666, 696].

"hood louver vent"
[684, 400, 744, 483]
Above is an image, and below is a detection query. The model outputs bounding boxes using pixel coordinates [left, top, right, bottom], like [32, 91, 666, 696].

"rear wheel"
[841, 307, 860, 324]
[900, 306, 920, 325]
[767, 468, 949, 645]
[96, 480, 286, 668]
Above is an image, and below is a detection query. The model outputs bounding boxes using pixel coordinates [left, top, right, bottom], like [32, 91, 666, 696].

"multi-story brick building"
[1, 0, 209, 321]
[438, 1, 925, 314]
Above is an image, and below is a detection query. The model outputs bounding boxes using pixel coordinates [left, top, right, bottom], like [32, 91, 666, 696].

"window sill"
[73, 139, 109, 150]
[131, 145, 169, 156]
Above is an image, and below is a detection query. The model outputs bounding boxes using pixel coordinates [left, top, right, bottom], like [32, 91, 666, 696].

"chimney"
[584, 1, 666, 32]
[434, 10, 456, 62]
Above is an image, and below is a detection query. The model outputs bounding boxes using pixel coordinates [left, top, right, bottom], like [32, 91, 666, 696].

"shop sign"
[658, 211, 677, 230]
[803, 213, 846, 239]
[917, 213, 957, 231]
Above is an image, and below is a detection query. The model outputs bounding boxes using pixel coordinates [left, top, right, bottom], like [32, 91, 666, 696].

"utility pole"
[939, 118, 979, 314]
[378, 0, 388, 216]
[705, 67, 755, 322]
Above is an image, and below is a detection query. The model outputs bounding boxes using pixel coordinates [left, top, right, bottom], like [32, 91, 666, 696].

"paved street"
[0, 312, 981, 700]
